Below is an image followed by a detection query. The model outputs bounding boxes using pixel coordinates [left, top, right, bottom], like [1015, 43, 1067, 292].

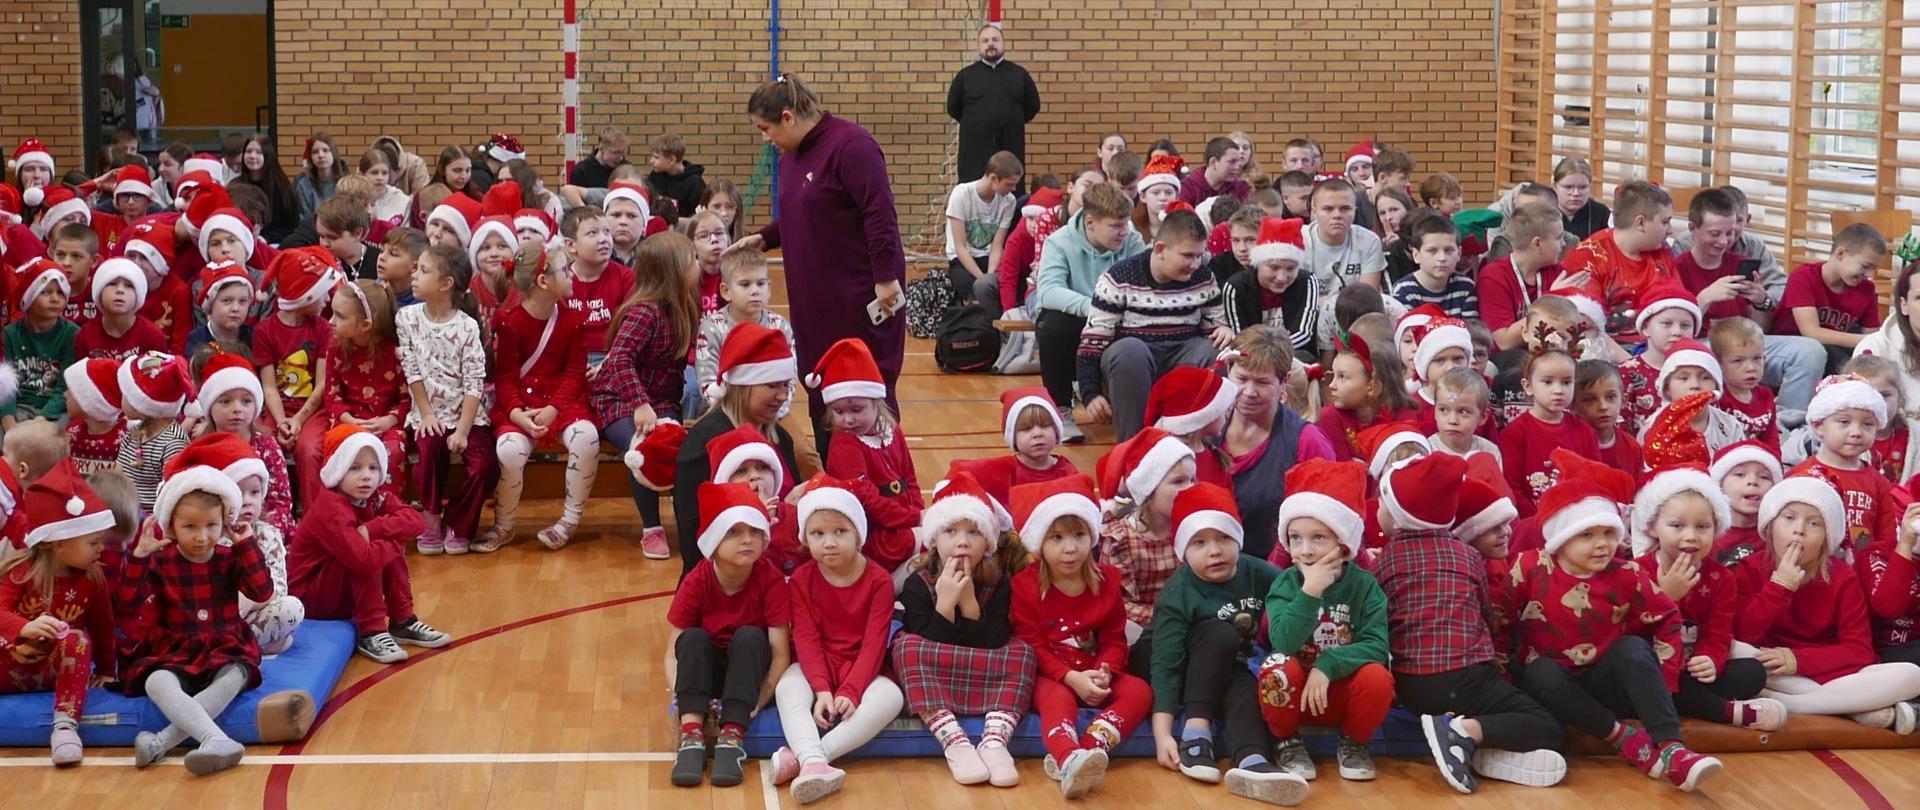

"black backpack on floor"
[934, 304, 1001, 373]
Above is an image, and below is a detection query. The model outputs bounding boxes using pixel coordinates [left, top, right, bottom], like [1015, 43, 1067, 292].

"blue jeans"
[601, 417, 663, 529]
[1764, 334, 1826, 424]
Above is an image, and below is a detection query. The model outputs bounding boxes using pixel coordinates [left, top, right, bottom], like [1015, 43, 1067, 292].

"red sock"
[680, 721, 703, 738]
[1724, 702, 1754, 727]
[720, 722, 746, 740]
[1604, 723, 1628, 744]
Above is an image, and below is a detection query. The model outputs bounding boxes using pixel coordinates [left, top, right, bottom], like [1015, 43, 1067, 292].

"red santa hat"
[696, 481, 770, 558]
[197, 260, 255, 313]
[1022, 187, 1063, 219]
[1355, 421, 1430, 480]
[481, 180, 523, 218]
[31, 185, 93, 239]
[713, 323, 797, 397]
[1394, 303, 1446, 349]
[466, 215, 518, 270]
[1137, 155, 1186, 195]
[272, 246, 345, 312]
[200, 431, 268, 489]
[12, 256, 70, 313]
[1807, 373, 1888, 427]
[1538, 478, 1626, 555]
[173, 169, 218, 213]
[1547, 447, 1637, 505]
[1344, 140, 1376, 170]
[113, 164, 156, 200]
[1758, 475, 1847, 553]
[1248, 216, 1308, 267]
[1709, 440, 1783, 488]
[9, 138, 53, 182]
[1453, 476, 1517, 542]
[320, 423, 389, 488]
[1630, 464, 1731, 556]
[796, 474, 868, 547]
[1171, 482, 1243, 561]
[182, 153, 226, 185]
[18, 461, 113, 550]
[1641, 390, 1715, 468]
[1380, 452, 1467, 532]
[121, 223, 176, 277]
[1654, 338, 1721, 400]
[427, 193, 484, 247]
[117, 351, 193, 418]
[514, 207, 556, 244]
[195, 207, 257, 263]
[155, 435, 246, 532]
[921, 470, 1003, 551]
[999, 386, 1064, 451]
[0, 183, 21, 226]
[1098, 427, 1195, 505]
[182, 183, 231, 237]
[1412, 316, 1475, 381]
[1273, 459, 1367, 558]
[1011, 473, 1101, 554]
[194, 349, 263, 422]
[623, 419, 686, 492]
[604, 182, 652, 221]
[63, 358, 124, 423]
[705, 425, 785, 491]
[804, 338, 887, 404]
[91, 257, 150, 310]
[1633, 282, 1700, 334]
[1146, 366, 1238, 436]
[485, 133, 527, 164]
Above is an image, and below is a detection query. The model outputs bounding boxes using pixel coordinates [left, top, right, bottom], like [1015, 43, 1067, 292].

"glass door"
[81, 0, 139, 172]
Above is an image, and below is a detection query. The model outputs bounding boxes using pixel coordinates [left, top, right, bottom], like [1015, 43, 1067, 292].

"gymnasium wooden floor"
[1, 265, 1914, 808]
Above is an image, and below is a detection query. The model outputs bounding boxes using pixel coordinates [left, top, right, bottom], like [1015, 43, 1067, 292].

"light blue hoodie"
[1033, 209, 1148, 318]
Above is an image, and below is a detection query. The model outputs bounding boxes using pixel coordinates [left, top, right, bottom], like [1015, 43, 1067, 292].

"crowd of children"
[5, 124, 1920, 804]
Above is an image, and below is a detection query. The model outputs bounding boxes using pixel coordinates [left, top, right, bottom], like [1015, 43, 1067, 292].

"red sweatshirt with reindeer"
[1489, 550, 1685, 690]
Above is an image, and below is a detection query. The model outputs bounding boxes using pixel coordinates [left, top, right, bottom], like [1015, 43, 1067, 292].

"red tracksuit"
[288, 487, 424, 635]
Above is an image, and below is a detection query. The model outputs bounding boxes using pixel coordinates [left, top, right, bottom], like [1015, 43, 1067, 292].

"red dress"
[1497, 411, 1602, 514]
[1489, 551, 1684, 689]
[789, 558, 896, 700]
[114, 537, 273, 695]
[1787, 457, 1903, 561]
[826, 428, 922, 518]
[490, 303, 596, 438]
[323, 339, 409, 477]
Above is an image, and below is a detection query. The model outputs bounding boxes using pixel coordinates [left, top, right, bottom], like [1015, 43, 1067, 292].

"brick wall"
[0, 2, 85, 177]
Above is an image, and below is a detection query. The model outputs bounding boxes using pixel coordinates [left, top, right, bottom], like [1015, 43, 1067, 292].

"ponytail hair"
[747, 73, 824, 122]
[510, 240, 550, 294]
[426, 244, 480, 324]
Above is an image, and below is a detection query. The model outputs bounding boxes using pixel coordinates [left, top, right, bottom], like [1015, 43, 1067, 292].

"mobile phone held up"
[1736, 258, 1762, 280]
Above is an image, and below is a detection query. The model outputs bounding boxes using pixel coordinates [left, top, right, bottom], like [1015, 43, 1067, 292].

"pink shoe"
[641, 526, 671, 559]
[978, 742, 1020, 787]
[944, 741, 990, 785]
[416, 524, 444, 555]
[791, 759, 846, 804]
[768, 746, 800, 786]
[443, 523, 471, 556]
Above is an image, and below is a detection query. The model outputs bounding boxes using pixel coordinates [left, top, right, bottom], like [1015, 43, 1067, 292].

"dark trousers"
[1395, 662, 1564, 753]
[1181, 619, 1272, 763]
[946, 259, 982, 304]
[413, 425, 498, 540]
[1035, 309, 1086, 410]
[1517, 636, 1681, 743]
[674, 626, 772, 729]
[1881, 639, 1920, 667]
[1673, 658, 1769, 722]
[601, 417, 663, 529]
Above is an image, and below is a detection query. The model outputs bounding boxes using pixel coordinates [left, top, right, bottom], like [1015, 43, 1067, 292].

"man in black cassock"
[946, 23, 1041, 190]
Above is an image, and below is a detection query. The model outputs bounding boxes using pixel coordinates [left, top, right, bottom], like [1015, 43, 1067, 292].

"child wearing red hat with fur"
[1146, 365, 1239, 488]
[63, 357, 125, 475]
[1095, 428, 1198, 656]
[811, 338, 922, 519]
[116, 220, 192, 354]
[116, 351, 194, 515]
[1787, 374, 1902, 561]
[288, 424, 449, 665]
[699, 426, 829, 576]
[949, 387, 1082, 510]
[73, 257, 167, 361]
[186, 260, 254, 359]
[196, 349, 295, 538]
[1711, 440, 1781, 565]
[253, 246, 343, 453]
[1618, 283, 1701, 435]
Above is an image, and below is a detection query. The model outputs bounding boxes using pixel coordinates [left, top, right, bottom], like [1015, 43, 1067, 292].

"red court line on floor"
[1812, 749, 1897, 810]
[262, 589, 674, 810]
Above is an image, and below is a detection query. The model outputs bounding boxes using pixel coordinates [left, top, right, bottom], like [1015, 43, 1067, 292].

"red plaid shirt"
[1099, 513, 1179, 629]
[589, 299, 687, 426]
[1373, 529, 1498, 676]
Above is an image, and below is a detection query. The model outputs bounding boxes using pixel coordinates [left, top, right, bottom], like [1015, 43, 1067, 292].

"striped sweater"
[1076, 252, 1227, 402]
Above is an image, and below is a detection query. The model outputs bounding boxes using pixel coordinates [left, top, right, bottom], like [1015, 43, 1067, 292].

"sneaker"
[1420, 713, 1478, 794]
[710, 731, 747, 787]
[1042, 753, 1061, 781]
[1850, 706, 1897, 729]
[1178, 736, 1221, 783]
[943, 741, 990, 785]
[184, 737, 245, 776]
[1471, 748, 1568, 787]
[978, 742, 1019, 787]
[472, 526, 513, 553]
[49, 721, 82, 766]
[671, 731, 707, 787]
[1274, 736, 1316, 781]
[1224, 761, 1311, 806]
[1897, 701, 1919, 736]
[132, 730, 168, 768]
[355, 632, 407, 664]
[1057, 747, 1108, 799]
[1617, 726, 1663, 779]
[641, 526, 672, 559]
[537, 519, 578, 550]
[1059, 407, 1085, 444]
[416, 527, 444, 556]
[1335, 736, 1375, 781]
[791, 759, 846, 804]
[1658, 742, 1722, 792]
[390, 617, 452, 648]
[443, 525, 471, 556]
[1731, 698, 1789, 732]
[768, 746, 800, 786]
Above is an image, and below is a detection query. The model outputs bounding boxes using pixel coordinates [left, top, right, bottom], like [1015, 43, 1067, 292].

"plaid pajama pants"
[890, 633, 1037, 716]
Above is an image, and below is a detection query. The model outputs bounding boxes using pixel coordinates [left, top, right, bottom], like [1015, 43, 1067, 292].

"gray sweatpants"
[1102, 335, 1219, 441]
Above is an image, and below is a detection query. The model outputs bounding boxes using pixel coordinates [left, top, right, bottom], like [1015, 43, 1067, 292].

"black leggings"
[1395, 662, 1564, 752]
[1035, 309, 1086, 410]
[1880, 639, 1920, 667]
[1672, 658, 1769, 722]
[1518, 636, 1681, 743]
[1180, 619, 1272, 763]
[674, 626, 772, 728]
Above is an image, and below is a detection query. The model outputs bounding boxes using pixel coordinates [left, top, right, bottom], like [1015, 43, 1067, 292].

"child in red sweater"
[811, 337, 922, 562]
[702, 427, 822, 576]
[767, 477, 903, 803]
[1318, 330, 1416, 462]
[1147, 366, 1238, 488]
[1494, 478, 1720, 792]
[295, 280, 407, 508]
[63, 357, 126, 474]
[1497, 347, 1600, 513]
[1573, 359, 1642, 481]
[118, 224, 192, 354]
[557, 206, 634, 367]
[952, 387, 1081, 508]
[1734, 477, 1920, 731]
[1631, 467, 1783, 730]
[287, 426, 449, 665]
[253, 247, 341, 453]
[1786, 375, 1901, 561]
[1711, 441, 1781, 565]
[73, 258, 166, 360]
[1011, 474, 1147, 799]
[1862, 500, 1920, 672]
[1710, 317, 1780, 448]
[1843, 354, 1920, 485]
[479, 243, 601, 552]
[1617, 284, 1700, 436]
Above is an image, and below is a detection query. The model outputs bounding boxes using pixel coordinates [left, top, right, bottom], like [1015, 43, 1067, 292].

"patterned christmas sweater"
[1488, 550, 1684, 690]
[1264, 563, 1390, 680]
[1633, 550, 1741, 670]
[1618, 354, 1661, 437]
[1076, 252, 1227, 403]
[1787, 457, 1902, 562]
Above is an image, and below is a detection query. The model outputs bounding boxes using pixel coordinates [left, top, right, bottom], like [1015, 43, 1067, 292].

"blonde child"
[1318, 329, 1416, 462]
[953, 387, 1082, 509]
[0, 463, 118, 765]
[1010, 474, 1148, 799]
[1711, 441, 1781, 565]
[115, 351, 194, 514]
[1429, 367, 1498, 460]
[1619, 284, 1700, 435]
[1841, 354, 1920, 486]
[62, 357, 126, 474]
[686, 209, 729, 313]
[73, 258, 166, 360]
[667, 481, 792, 788]
[1574, 359, 1643, 480]
[288, 425, 450, 664]
[400, 245, 493, 555]
[1711, 317, 1780, 446]
[692, 250, 795, 421]
[119, 439, 274, 774]
[295, 280, 406, 507]
[891, 473, 1036, 787]
[480, 242, 600, 552]
[811, 337, 923, 572]
[464, 215, 522, 332]
[195, 349, 295, 538]
[185, 261, 254, 359]
[253, 246, 342, 452]
[207, 434, 304, 656]
[1097, 428, 1199, 653]
[1786, 375, 1900, 560]
[767, 476, 904, 804]
[1496, 347, 1599, 513]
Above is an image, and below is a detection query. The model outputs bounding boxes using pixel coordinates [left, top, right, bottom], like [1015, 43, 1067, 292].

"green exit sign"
[160, 14, 189, 29]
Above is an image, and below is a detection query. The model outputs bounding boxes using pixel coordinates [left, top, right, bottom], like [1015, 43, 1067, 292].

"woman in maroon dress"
[726, 75, 907, 458]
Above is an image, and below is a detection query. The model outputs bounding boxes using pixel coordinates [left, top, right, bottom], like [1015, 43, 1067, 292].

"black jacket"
[648, 163, 708, 218]
[946, 59, 1041, 182]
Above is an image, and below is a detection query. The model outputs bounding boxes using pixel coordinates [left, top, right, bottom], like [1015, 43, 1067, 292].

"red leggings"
[0, 629, 94, 719]
[1256, 658, 1395, 740]
[1031, 671, 1153, 763]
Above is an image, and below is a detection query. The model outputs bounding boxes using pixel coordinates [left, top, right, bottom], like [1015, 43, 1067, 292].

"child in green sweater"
[2, 257, 78, 427]
[1147, 482, 1307, 806]
[1257, 459, 1393, 783]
